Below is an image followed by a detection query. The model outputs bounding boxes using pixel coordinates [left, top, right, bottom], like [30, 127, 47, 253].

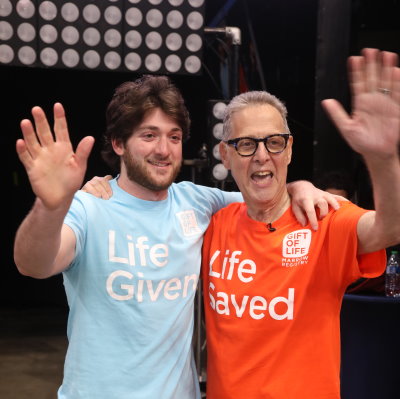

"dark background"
[4, 0, 400, 306]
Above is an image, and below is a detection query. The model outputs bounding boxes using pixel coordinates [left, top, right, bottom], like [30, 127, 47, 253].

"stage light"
[0, 0, 205, 75]
[169, 0, 184, 6]
[62, 48, 79, 67]
[125, 6, 142, 26]
[125, 29, 142, 49]
[185, 55, 201, 74]
[83, 4, 101, 24]
[124, 51, 141, 71]
[145, 31, 162, 50]
[166, 10, 183, 29]
[39, 24, 57, 44]
[146, 8, 162, 27]
[40, 46, 57, 66]
[166, 32, 182, 51]
[61, 25, 79, 45]
[187, 11, 203, 30]
[60, 3, 79, 23]
[212, 101, 227, 119]
[16, 0, 35, 19]
[186, 33, 201, 52]
[0, 1, 12, 17]
[104, 5, 122, 25]
[212, 163, 229, 182]
[145, 52, 161, 72]
[39, 1, 57, 21]
[104, 50, 121, 69]
[83, 49, 101, 69]
[0, 20, 13, 40]
[189, 0, 204, 7]
[165, 53, 181, 72]
[104, 28, 121, 48]
[83, 27, 101, 47]
[212, 122, 224, 141]
[19, 45, 36, 65]
[18, 21, 36, 42]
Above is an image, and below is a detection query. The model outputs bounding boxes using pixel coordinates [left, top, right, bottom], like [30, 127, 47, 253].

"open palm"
[16, 103, 94, 210]
[322, 49, 400, 160]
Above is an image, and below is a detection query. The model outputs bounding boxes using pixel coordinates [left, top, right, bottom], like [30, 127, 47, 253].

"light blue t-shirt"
[59, 179, 242, 399]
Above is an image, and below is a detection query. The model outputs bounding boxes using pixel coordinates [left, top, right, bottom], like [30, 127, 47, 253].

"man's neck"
[247, 191, 291, 224]
[117, 174, 169, 201]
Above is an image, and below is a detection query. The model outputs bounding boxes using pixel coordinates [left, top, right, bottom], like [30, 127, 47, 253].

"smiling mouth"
[148, 160, 170, 167]
[251, 171, 273, 182]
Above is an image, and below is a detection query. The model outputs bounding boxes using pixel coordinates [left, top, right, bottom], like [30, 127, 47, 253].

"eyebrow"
[228, 133, 288, 140]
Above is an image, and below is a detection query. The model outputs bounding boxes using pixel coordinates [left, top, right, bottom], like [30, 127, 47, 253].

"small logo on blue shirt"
[176, 210, 201, 237]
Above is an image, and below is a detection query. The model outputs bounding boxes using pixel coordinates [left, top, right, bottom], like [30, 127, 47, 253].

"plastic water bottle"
[385, 250, 400, 297]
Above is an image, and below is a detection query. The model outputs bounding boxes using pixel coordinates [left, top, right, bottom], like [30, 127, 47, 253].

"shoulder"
[71, 190, 95, 208]
[334, 200, 368, 220]
[72, 189, 106, 207]
[173, 181, 222, 194]
[212, 202, 243, 219]
[68, 188, 116, 219]
[316, 200, 368, 235]
[172, 181, 242, 203]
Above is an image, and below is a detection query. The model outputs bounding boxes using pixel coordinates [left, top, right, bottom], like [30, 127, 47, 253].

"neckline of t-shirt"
[110, 178, 171, 208]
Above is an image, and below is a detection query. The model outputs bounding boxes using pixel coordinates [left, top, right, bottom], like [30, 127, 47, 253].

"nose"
[253, 141, 271, 163]
[154, 135, 169, 156]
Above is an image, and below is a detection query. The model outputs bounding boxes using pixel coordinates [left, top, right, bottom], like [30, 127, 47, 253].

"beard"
[122, 148, 182, 192]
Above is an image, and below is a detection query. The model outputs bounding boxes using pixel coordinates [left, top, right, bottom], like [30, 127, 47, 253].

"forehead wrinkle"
[136, 125, 159, 132]
[231, 105, 285, 139]
[136, 125, 182, 133]
[231, 122, 285, 140]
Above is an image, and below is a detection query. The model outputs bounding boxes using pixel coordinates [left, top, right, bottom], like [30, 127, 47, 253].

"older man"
[202, 48, 400, 399]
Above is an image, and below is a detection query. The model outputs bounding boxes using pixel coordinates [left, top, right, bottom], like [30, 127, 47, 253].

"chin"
[149, 176, 176, 191]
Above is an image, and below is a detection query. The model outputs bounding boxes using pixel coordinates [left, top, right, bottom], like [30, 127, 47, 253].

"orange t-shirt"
[202, 201, 385, 399]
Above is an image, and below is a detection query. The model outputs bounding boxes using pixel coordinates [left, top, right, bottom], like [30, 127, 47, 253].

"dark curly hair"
[102, 75, 191, 171]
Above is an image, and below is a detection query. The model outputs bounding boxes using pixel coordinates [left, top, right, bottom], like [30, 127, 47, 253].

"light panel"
[207, 100, 230, 183]
[0, 0, 205, 74]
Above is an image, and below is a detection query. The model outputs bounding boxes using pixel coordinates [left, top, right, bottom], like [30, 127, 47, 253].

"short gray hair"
[222, 91, 290, 140]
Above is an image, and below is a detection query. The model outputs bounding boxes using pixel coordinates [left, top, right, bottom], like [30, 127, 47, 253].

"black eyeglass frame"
[224, 133, 291, 157]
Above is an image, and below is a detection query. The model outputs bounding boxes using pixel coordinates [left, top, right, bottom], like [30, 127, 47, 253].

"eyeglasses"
[224, 134, 291, 157]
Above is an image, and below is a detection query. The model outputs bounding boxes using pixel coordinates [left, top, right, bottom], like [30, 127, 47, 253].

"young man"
[202, 48, 400, 399]
[14, 75, 337, 398]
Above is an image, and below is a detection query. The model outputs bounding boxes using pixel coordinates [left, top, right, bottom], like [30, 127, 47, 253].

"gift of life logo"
[282, 229, 311, 267]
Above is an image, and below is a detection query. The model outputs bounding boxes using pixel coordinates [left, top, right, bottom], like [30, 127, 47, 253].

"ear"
[286, 136, 293, 165]
[219, 141, 231, 170]
[112, 138, 124, 156]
